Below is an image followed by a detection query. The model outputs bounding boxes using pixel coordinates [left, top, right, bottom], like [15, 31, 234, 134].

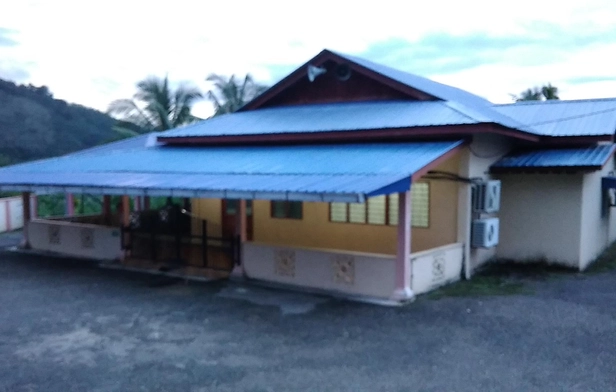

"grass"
[427, 260, 572, 300]
[427, 275, 528, 299]
[586, 240, 616, 273]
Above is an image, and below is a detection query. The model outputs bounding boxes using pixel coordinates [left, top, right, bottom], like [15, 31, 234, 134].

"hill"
[0, 79, 143, 166]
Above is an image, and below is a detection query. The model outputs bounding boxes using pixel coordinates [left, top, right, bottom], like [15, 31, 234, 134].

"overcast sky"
[1, 0, 615, 118]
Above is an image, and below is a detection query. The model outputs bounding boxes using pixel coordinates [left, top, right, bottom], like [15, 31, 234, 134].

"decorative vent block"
[332, 255, 355, 285]
[80, 228, 95, 249]
[275, 249, 295, 277]
[432, 253, 446, 282]
[48, 225, 61, 245]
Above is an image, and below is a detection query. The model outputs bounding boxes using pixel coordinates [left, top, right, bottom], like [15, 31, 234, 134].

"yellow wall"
[191, 153, 460, 255]
[191, 198, 223, 237]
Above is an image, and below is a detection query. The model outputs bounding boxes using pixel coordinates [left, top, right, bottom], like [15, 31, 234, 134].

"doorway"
[221, 199, 253, 240]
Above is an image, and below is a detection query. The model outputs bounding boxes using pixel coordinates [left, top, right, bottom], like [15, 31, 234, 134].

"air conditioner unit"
[472, 180, 501, 213]
[471, 218, 499, 248]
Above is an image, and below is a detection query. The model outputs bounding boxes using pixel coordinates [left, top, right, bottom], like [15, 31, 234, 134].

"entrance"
[222, 199, 253, 240]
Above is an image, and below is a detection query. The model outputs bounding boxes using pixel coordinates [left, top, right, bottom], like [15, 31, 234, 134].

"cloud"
[0, 28, 17, 47]
[1, 0, 616, 112]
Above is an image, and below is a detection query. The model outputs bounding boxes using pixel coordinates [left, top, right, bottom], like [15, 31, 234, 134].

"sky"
[1, 0, 615, 118]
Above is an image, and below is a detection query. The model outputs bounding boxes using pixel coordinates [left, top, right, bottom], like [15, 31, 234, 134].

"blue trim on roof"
[0, 140, 463, 202]
[492, 145, 616, 170]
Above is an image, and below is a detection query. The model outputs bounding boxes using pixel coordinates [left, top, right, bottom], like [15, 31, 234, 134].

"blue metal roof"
[158, 101, 481, 138]
[330, 51, 536, 134]
[493, 98, 616, 137]
[492, 144, 616, 170]
[0, 140, 463, 202]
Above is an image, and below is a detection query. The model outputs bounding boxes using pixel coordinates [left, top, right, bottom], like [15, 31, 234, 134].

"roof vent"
[335, 63, 352, 81]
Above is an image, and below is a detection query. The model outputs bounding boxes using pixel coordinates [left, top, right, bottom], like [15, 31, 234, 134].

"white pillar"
[391, 191, 414, 301]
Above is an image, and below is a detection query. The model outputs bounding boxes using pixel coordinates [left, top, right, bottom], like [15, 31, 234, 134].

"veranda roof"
[0, 139, 463, 203]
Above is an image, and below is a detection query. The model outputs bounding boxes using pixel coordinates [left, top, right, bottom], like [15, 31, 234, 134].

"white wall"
[496, 172, 584, 268]
[460, 134, 516, 271]
[0, 197, 24, 233]
[579, 162, 614, 269]
[29, 219, 123, 261]
[411, 243, 464, 295]
[243, 242, 397, 299]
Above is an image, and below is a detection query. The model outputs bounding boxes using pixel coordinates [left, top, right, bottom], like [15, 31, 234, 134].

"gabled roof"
[237, 49, 535, 136]
[0, 138, 464, 202]
[159, 100, 495, 139]
[492, 144, 616, 171]
[493, 98, 616, 137]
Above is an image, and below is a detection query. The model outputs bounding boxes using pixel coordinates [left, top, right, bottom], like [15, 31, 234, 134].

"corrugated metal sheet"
[332, 51, 536, 134]
[492, 144, 616, 170]
[0, 141, 463, 202]
[493, 98, 616, 137]
[159, 101, 480, 138]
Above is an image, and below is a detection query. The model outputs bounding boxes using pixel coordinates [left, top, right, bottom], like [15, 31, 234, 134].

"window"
[224, 199, 253, 216]
[271, 201, 302, 219]
[329, 183, 430, 228]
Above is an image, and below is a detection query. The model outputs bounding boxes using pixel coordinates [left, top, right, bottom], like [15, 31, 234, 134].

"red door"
[221, 199, 253, 240]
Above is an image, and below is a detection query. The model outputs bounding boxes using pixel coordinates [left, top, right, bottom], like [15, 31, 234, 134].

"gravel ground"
[1, 235, 616, 391]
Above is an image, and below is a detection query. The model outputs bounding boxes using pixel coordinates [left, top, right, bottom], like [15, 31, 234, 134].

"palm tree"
[206, 74, 268, 116]
[108, 76, 203, 132]
[512, 84, 560, 102]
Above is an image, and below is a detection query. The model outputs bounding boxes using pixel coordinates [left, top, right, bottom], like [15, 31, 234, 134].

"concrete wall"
[243, 242, 397, 299]
[579, 162, 615, 269]
[464, 134, 516, 270]
[411, 243, 464, 295]
[496, 172, 584, 268]
[29, 219, 123, 261]
[191, 154, 460, 255]
[243, 241, 464, 300]
[0, 196, 24, 233]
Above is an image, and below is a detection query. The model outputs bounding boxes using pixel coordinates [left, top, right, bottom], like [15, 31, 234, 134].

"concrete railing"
[0, 196, 24, 233]
[243, 242, 397, 300]
[410, 242, 464, 295]
[28, 219, 123, 261]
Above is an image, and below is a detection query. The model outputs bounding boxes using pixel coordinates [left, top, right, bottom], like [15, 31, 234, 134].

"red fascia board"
[158, 123, 541, 146]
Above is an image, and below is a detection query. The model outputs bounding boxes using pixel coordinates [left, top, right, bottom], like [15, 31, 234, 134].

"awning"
[491, 144, 616, 172]
[0, 139, 463, 203]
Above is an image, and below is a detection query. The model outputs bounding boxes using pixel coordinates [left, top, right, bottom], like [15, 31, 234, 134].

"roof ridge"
[494, 97, 616, 107]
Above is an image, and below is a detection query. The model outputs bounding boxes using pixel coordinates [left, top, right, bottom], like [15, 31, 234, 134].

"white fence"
[28, 219, 123, 261]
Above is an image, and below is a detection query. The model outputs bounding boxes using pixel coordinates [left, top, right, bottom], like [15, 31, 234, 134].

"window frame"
[270, 200, 303, 220]
[328, 182, 430, 228]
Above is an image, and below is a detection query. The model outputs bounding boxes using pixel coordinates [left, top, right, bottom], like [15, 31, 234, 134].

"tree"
[108, 76, 203, 132]
[512, 83, 560, 102]
[206, 74, 268, 116]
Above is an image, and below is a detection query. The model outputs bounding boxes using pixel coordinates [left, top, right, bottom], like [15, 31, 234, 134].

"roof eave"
[158, 123, 541, 146]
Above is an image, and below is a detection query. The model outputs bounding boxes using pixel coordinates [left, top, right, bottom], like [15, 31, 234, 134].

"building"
[2, 49, 616, 304]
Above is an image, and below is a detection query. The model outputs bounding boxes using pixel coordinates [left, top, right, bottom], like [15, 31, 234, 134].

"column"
[144, 196, 151, 210]
[392, 191, 414, 301]
[65, 193, 75, 216]
[121, 195, 130, 227]
[102, 195, 111, 225]
[30, 194, 38, 219]
[21, 192, 31, 249]
[231, 199, 247, 278]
